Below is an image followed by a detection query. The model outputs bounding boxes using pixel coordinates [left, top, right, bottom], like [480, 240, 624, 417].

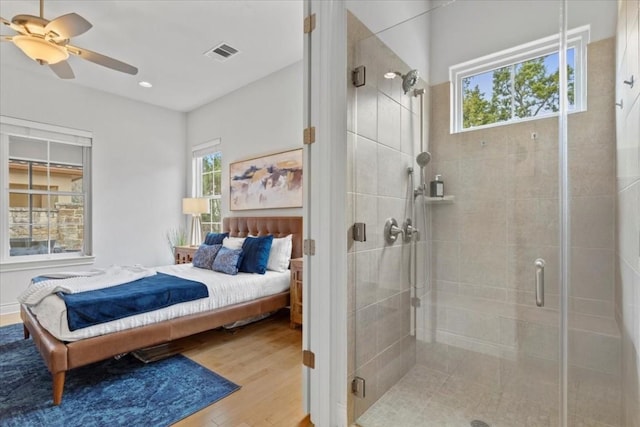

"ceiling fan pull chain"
[40, 0, 44, 19]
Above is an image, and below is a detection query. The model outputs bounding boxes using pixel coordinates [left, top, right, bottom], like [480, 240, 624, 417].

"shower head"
[384, 69, 420, 94]
[416, 151, 431, 167]
[402, 69, 419, 94]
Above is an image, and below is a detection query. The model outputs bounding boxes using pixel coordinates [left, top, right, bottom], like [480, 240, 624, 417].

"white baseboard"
[1, 302, 20, 316]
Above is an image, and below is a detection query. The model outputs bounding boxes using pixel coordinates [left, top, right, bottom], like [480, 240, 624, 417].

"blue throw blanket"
[57, 273, 209, 331]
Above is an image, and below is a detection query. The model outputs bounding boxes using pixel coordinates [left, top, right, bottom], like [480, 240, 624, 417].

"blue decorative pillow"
[204, 232, 229, 245]
[212, 247, 243, 275]
[239, 235, 274, 274]
[192, 244, 222, 269]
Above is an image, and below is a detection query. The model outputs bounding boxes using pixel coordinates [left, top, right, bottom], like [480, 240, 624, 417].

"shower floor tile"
[356, 354, 621, 427]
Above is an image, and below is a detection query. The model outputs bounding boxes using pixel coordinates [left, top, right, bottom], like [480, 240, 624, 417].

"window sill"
[0, 255, 96, 273]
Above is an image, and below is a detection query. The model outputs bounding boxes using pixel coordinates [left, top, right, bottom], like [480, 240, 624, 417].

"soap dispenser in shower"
[430, 174, 444, 197]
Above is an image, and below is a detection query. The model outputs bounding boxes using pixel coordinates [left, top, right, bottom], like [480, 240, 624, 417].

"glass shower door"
[346, 1, 575, 425]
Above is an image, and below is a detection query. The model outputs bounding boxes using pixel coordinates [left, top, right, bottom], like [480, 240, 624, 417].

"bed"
[19, 216, 302, 405]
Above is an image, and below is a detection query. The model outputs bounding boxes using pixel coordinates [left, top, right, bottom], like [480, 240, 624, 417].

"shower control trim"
[384, 218, 403, 244]
[403, 218, 419, 242]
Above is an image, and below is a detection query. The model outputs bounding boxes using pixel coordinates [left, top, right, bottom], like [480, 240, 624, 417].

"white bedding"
[28, 264, 291, 342]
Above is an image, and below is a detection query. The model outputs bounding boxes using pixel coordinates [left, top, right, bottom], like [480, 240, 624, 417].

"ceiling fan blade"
[45, 13, 92, 39]
[1, 16, 26, 34]
[67, 45, 138, 75]
[49, 61, 75, 79]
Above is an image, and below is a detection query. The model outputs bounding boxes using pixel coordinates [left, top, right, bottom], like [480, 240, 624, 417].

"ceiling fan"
[1, 0, 138, 79]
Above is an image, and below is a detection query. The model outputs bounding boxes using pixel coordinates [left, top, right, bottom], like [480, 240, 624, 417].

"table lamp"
[182, 198, 210, 246]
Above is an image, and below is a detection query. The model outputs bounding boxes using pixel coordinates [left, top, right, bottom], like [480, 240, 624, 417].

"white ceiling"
[0, 0, 303, 112]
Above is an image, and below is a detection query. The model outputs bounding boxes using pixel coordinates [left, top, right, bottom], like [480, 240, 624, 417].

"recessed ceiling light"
[138, 81, 152, 88]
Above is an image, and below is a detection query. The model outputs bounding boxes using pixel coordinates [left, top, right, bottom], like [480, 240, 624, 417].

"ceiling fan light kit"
[1, 0, 138, 78]
[12, 34, 68, 64]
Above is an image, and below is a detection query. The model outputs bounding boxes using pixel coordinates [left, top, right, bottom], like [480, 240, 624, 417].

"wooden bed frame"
[20, 216, 302, 405]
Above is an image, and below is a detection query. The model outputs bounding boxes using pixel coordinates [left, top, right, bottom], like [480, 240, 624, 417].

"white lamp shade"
[182, 198, 210, 215]
[13, 35, 69, 65]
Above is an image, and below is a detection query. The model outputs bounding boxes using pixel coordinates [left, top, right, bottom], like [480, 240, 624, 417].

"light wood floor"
[0, 309, 310, 427]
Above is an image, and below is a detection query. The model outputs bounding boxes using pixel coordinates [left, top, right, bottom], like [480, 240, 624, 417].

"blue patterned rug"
[0, 323, 240, 426]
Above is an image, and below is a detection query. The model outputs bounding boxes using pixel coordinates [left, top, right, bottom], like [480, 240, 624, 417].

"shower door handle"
[535, 258, 545, 307]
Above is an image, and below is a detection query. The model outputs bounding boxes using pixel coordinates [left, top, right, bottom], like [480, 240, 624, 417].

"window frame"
[191, 139, 222, 236]
[450, 25, 590, 133]
[0, 116, 94, 271]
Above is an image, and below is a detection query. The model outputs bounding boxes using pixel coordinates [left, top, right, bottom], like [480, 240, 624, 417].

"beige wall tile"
[355, 85, 378, 142]
[571, 196, 615, 249]
[376, 338, 407, 396]
[459, 156, 507, 200]
[355, 303, 379, 368]
[507, 147, 559, 199]
[569, 329, 621, 375]
[377, 92, 401, 151]
[587, 38, 616, 99]
[569, 141, 616, 197]
[458, 284, 507, 301]
[355, 135, 378, 195]
[377, 145, 410, 198]
[444, 307, 501, 344]
[571, 247, 615, 302]
[459, 242, 507, 288]
[377, 292, 408, 352]
[499, 317, 559, 361]
[459, 199, 507, 244]
[507, 198, 559, 246]
[400, 106, 419, 156]
[431, 240, 459, 282]
[431, 202, 460, 242]
[458, 126, 509, 160]
[377, 244, 410, 294]
[618, 183, 640, 267]
[570, 296, 615, 318]
[355, 250, 379, 310]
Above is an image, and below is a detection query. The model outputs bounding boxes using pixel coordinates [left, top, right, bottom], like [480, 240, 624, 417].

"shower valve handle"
[403, 219, 419, 242]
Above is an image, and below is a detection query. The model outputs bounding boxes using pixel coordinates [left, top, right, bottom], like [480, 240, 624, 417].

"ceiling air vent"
[204, 43, 240, 62]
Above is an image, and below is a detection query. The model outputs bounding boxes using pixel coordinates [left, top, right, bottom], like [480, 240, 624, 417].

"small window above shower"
[449, 25, 589, 133]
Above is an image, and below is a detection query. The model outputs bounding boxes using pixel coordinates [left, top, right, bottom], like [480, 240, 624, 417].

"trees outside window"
[193, 141, 222, 237]
[450, 26, 588, 133]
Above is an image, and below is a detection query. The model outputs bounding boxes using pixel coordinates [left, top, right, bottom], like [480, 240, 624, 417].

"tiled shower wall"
[346, 12, 427, 420]
[615, 0, 640, 424]
[421, 38, 620, 376]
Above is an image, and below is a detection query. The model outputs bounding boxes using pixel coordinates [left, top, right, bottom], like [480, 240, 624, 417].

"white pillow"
[267, 234, 293, 272]
[222, 236, 246, 250]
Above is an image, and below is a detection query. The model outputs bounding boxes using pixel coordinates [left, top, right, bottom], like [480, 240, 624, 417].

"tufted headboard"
[222, 216, 303, 259]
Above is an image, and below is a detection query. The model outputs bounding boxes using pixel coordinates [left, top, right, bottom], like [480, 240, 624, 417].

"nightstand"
[289, 257, 303, 328]
[174, 245, 197, 264]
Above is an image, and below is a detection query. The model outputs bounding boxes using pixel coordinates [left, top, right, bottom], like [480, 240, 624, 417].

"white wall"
[346, 0, 431, 81]
[187, 60, 303, 218]
[0, 63, 187, 313]
[429, 0, 617, 84]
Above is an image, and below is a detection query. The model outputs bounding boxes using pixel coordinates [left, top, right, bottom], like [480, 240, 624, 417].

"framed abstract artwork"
[229, 148, 303, 210]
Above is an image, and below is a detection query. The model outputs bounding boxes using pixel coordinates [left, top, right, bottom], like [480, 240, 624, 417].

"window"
[450, 26, 589, 133]
[192, 140, 222, 236]
[1, 116, 92, 265]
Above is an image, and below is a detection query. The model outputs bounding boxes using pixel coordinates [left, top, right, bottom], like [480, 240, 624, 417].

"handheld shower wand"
[415, 151, 431, 197]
